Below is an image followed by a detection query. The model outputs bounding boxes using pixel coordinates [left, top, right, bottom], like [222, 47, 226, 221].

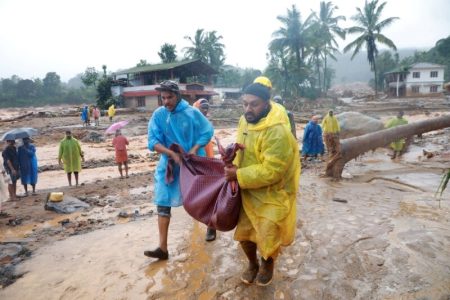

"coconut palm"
[344, 0, 398, 95]
[183, 29, 209, 63]
[271, 5, 314, 72]
[316, 1, 346, 91]
[183, 29, 225, 71]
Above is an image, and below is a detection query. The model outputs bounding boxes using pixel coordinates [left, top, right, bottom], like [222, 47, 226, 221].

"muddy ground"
[0, 98, 449, 299]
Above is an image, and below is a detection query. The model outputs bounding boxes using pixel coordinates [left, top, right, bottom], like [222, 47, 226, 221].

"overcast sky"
[0, 0, 449, 82]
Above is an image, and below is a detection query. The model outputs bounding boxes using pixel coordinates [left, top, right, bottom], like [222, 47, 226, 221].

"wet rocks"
[81, 131, 105, 143]
[45, 195, 90, 214]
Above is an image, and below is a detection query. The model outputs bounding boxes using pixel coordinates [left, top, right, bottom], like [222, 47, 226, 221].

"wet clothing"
[302, 121, 324, 156]
[233, 103, 300, 259]
[322, 113, 340, 155]
[321, 113, 340, 134]
[112, 135, 129, 163]
[93, 108, 100, 119]
[193, 99, 214, 158]
[81, 106, 89, 123]
[108, 105, 116, 119]
[58, 138, 83, 173]
[148, 99, 214, 207]
[385, 117, 408, 151]
[2, 145, 19, 181]
[18, 144, 38, 185]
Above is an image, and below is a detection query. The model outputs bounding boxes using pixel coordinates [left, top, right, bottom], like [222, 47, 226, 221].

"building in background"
[384, 62, 445, 97]
[111, 59, 218, 109]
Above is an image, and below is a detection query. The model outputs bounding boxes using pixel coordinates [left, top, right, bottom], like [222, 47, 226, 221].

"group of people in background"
[81, 104, 115, 127]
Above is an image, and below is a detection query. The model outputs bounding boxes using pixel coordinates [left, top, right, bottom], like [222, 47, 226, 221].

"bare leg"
[32, 184, 36, 194]
[124, 161, 129, 178]
[67, 172, 72, 186]
[23, 184, 28, 196]
[8, 184, 17, 200]
[240, 241, 259, 284]
[158, 215, 170, 252]
[74, 172, 79, 186]
[118, 163, 123, 178]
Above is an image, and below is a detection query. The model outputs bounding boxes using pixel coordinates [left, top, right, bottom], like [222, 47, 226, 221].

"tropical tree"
[326, 115, 450, 178]
[183, 29, 225, 71]
[315, 1, 346, 91]
[136, 59, 150, 67]
[43, 72, 62, 96]
[343, 0, 398, 95]
[81, 67, 99, 87]
[158, 43, 177, 63]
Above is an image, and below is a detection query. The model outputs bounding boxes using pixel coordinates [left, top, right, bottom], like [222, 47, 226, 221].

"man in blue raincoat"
[302, 115, 324, 160]
[145, 80, 214, 260]
[18, 137, 38, 195]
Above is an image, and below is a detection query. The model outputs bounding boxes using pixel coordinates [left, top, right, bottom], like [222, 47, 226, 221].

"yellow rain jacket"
[321, 113, 340, 134]
[108, 105, 116, 117]
[233, 103, 300, 259]
[385, 117, 408, 151]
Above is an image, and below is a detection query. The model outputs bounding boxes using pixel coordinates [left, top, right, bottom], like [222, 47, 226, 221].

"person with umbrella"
[2, 140, 19, 200]
[58, 130, 84, 186]
[18, 137, 38, 196]
[112, 129, 129, 179]
[145, 80, 213, 260]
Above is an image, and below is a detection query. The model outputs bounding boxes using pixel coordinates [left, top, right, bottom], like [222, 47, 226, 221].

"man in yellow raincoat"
[108, 104, 115, 122]
[321, 110, 340, 156]
[385, 111, 408, 159]
[224, 83, 300, 286]
[58, 130, 84, 186]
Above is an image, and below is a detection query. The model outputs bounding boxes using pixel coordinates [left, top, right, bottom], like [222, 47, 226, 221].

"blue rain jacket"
[18, 144, 38, 185]
[148, 99, 214, 207]
[302, 121, 324, 155]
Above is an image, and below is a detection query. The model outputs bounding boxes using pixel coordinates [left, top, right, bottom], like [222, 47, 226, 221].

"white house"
[384, 62, 445, 97]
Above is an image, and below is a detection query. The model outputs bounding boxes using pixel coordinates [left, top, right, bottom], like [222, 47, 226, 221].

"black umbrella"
[1, 128, 38, 141]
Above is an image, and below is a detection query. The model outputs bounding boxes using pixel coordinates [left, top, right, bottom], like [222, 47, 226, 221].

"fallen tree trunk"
[0, 112, 33, 123]
[326, 114, 450, 178]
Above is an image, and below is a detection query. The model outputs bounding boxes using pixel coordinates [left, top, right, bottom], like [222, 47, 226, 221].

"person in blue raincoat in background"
[81, 105, 89, 127]
[145, 80, 214, 260]
[302, 115, 324, 160]
[18, 137, 38, 195]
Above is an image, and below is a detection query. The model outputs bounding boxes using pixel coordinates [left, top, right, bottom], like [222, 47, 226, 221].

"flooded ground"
[0, 105, 449, 299]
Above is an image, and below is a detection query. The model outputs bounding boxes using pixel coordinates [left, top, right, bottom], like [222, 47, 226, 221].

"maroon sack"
[167, 142, 244, 231]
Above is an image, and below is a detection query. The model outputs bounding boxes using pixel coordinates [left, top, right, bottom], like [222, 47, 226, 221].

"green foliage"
[96, 75, 113, 109]
[81, 67, 99, 87]
[183, 29, 225, 71]
[158, 43, 177, 63]
[343, 0, 399, 93]
[374, 51, 399, 90]
[0, 73, 95, 108]
[136, 59, 150, 67]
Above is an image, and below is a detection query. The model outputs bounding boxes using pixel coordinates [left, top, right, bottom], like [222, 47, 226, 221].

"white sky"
[0, 0, 449, 82]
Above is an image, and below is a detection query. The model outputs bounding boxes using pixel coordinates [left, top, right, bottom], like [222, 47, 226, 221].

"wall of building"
[123, 95, 160, 110]
[405, 67, 444, 96]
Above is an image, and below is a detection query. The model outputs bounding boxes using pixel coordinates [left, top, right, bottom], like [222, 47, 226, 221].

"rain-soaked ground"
[1, 146, 450, 299]
[1, 110, 450, 299]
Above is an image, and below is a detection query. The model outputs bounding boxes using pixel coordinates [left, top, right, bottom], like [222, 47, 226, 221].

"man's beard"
[244, 104, 271, 124]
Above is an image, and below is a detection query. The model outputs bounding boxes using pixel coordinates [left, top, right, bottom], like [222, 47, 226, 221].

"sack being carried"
[166, 141, 244, 231]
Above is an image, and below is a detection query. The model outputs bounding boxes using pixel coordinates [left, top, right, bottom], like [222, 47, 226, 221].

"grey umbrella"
[1, 128, 38, 141]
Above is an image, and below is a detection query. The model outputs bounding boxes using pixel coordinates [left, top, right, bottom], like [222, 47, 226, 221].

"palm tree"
[344, 0, 398, 95]
[183, 29, 225, 71]
[271, 5, 314, 72]
[316, 1, 346, 91]
[183, 29, 208, 62]
[326, 115, 450, 178]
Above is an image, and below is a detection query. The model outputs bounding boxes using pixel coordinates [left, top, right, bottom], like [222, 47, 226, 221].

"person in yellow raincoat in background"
[108, 104, 116, 122]
[385, 110, 408, 159]
[321, 110, 341, 156]
[224, 83, 300, 286]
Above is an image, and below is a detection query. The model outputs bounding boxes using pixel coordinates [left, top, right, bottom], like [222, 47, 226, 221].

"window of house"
[412, 86, 420, 93]
[412, 72, 420, 78]
[430, 85, 438, 93]
[137, 96, 145, 107]
[430, 71, 438, 78]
